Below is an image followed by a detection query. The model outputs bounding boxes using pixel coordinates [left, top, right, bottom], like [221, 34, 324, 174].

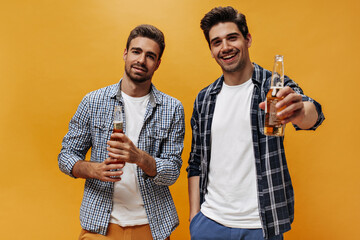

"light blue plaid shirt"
[58, 80, 185, 240]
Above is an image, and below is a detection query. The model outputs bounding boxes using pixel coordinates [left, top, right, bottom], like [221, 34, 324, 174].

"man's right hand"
[188, 176, 201, 222]
[189, 210, 200, 222]
[72, 158, 124, 182]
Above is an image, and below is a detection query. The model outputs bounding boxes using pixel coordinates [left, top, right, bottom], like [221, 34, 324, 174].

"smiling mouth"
[219, 51, 238, 61]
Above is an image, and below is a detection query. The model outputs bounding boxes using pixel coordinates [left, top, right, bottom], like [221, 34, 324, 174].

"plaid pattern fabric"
[187, 63, 324, 239]
[58, 81, 185, 240]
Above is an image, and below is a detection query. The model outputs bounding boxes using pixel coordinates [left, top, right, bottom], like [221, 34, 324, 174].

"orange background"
[0, 0, 359, 239]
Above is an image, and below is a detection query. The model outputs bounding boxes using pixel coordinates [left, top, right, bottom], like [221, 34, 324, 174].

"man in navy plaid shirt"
[59, 24, 185, 240]
[187, 6, 324, 240]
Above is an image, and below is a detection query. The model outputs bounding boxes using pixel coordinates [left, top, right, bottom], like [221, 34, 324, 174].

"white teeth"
[222, 54, 235, 60]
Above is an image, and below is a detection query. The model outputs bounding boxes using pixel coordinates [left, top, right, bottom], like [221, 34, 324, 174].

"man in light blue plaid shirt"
[58, 25, 185, 240]
[187, 7, 324, 240]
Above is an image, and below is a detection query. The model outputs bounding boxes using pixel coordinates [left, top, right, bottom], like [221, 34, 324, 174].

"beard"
[124, 63, 151, 83]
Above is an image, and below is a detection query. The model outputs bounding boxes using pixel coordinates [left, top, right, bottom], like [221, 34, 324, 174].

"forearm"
[72, 160, 95, 179]
[188, 176, 201, 221]
[294, 101, 319, 129]
[137, 150, 157, 177]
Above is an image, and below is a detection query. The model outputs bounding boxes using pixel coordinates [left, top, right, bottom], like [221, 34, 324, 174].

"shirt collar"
[210, 62, 263, 94]
[209, 75, 224, 95]
[251, 63, 263, 87]
[112, 79, 161, 107]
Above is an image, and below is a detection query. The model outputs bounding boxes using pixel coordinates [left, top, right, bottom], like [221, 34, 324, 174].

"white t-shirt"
[109, 91, 150, 226]
[201, 79, 262, 229]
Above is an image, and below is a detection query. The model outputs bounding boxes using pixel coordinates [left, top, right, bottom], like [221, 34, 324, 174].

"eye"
[132, 50, 140, 54]
[147, 54, 155, 60]
[228, 36, 238, 41]
[212, 40, 221, 47]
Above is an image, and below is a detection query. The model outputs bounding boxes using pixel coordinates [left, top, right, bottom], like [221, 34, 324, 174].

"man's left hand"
[107, 133, 143, 165]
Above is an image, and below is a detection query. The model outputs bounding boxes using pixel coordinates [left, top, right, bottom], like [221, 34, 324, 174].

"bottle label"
[269, 99, 280, 125]
[113, 121, 123, 130]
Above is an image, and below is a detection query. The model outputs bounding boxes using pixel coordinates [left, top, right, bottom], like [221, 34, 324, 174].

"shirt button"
[107, 210, 110, 214]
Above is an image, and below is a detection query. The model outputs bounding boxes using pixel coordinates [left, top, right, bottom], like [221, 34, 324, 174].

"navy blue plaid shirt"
[58, 81, 185, 240]
[187, 63, 324, 239]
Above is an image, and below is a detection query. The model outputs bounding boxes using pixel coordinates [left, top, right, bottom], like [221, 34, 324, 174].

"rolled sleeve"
[187, 100, 202, 178]
[293, 96, 325, 131]
[58, 95, 92, 178]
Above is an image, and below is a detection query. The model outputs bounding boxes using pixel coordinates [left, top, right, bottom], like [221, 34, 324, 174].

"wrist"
[87, 162, 97, 179]
[137, 150, 157, 177]
[136, 150, 145, 167]
[73, 160, 93, 179]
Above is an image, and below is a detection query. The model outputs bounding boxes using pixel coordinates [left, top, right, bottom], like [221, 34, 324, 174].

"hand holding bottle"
[260, 86, 305, 128]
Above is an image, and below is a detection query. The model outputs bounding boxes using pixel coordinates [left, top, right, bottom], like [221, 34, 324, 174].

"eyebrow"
[130, 47, 158, 59]
[210, 32, 241, 45]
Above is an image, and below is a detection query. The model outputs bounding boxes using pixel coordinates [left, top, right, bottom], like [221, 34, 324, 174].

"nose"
[221, 40, 231, 52]
[137, 53, 146, 64]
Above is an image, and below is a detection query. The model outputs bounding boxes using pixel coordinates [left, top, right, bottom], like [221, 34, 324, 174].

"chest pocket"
[92, 117, 113, 161]
[144, 123, 169, 156]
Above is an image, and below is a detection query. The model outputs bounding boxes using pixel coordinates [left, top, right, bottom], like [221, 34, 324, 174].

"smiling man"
[59, 24, 185, 240]
[187, 6, 325, 240]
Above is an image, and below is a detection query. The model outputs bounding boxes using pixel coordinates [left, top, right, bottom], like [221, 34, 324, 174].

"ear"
[246, 33, 252, 48]
[123, 48, 128, 60]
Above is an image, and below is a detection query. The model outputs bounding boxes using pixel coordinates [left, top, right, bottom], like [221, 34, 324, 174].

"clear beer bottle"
[111, 105, 124, 165]
[264, 55, 285, 136]
[113, 105, 123, 134]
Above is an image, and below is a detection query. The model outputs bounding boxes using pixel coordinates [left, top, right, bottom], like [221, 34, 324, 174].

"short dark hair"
[200, 6, 249, 47]
[126, 24, 165, 60]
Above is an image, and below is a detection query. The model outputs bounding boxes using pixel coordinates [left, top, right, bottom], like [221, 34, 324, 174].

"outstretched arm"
[259, 86, 319, 129]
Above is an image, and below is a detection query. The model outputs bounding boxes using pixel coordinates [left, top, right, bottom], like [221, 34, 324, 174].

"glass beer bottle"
[111, 105, 125, 165]
[113, 105, 123, 134]
[264, 55, 285, 136]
